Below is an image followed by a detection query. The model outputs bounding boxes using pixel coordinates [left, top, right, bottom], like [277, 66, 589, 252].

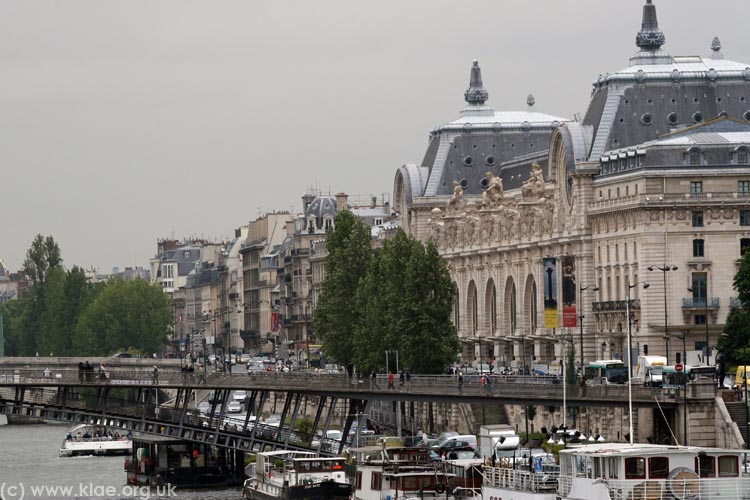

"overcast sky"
[2, 0, 748, 273]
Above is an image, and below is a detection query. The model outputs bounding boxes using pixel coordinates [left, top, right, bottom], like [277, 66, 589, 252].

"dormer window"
[687, 147, 702, 166]
[324, 218, 333, 231]
[735, 146, 749, 164]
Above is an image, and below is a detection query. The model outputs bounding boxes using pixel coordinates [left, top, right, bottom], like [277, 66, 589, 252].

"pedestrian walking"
[152, 365, 159, 385]
[197, 364, 206, 385]
[387, 371, 395, 390]
[405, 370, 411, 390]
[398, 370, 405, 389]
[78, 362, 84, 383]
[480, 374, 487, 395]
[457, 371, 464, 393]
[370, 371, 377, 389]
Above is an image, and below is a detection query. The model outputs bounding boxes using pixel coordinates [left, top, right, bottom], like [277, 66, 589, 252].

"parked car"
[232, 390, 247, 401]
[226, 401, 242, 413]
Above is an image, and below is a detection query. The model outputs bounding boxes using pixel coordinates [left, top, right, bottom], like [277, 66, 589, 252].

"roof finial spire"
[527, 94, 536, 110]
[464, 60, 489, 106]
[710, 36, 724, 60]
[636, 0, 666, 51]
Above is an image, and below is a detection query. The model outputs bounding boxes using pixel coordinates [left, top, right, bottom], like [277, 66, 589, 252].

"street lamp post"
[579, 285, 599, 378]
[626, 279, 649, 445]
[674, 330, 688, 446]
[648, 265, 678, 363]
[687, 286, 711, 366]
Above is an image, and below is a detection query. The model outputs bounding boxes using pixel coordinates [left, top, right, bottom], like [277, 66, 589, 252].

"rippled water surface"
[0, 420, 242, 500]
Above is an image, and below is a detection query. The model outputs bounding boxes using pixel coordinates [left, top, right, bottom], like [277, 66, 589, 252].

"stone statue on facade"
[482, 171, 504, 209]
[521, 162, 547, 202]
[446, 181, 466, 213]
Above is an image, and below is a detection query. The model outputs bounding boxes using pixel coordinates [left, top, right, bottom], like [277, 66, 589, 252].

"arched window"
[530, 282, 538, 333]
[453, 283, 460, 331]
[491, 285, 498, 334]
[470, 283, 478, 336]
[510, 284, 517, 333]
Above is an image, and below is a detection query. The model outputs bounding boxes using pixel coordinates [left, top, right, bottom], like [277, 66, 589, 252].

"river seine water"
[0, 418, 242, 500]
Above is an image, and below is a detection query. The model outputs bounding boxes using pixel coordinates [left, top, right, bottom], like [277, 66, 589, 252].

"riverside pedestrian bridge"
[0, 357, 734, 455]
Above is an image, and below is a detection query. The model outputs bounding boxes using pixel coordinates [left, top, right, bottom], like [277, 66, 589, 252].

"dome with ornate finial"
[573, 0, 750, 162]
[393, 58, 567, 224]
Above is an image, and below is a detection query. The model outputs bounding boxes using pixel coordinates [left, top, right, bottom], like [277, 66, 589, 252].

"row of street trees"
[313, 211, 460, 374]
[1, 235, 172, 357]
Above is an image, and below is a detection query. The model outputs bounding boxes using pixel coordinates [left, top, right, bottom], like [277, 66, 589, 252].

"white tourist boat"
[242, 450, 351, 500]
[482, 443, 750, 500]
[59, 423, 132, 457]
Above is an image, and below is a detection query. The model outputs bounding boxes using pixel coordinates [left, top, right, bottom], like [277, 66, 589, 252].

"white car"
[227, 401, 242, 413]
[233, 390, 247, 401]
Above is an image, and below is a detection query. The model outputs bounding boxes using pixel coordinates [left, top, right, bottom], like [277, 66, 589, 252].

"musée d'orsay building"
[394, 1, 750, 373]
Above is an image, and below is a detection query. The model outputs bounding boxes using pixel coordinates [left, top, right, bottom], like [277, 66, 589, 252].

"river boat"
[348, 445, 455, 500]
[481, 443, 750, 500]
[59, 423, 132, 457]
[125, 435, 245, 488]
[242, 450, 351, 500]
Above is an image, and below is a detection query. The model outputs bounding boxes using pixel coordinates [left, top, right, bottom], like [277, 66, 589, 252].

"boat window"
[718, 456, 739, 477]
[607, 458, 619, 479]
[625, 457, 646, 479]
[561, 455, 573, 477]
[576, 456, 586, 477]
[594, 457, 604, 478]
[695, 455, 716, 478]
[648, 457, 670, 479]
[370, 472, 381, 491]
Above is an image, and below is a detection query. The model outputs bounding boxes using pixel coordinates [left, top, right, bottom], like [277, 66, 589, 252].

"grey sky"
[2, 0, 747, 272]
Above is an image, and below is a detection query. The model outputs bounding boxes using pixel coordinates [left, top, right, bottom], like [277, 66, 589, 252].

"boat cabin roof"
[560, 443, 742, 458]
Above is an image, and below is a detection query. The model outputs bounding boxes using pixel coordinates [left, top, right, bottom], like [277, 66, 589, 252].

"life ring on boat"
[666, 467, 699, 500]
[435, 484, 446, 494]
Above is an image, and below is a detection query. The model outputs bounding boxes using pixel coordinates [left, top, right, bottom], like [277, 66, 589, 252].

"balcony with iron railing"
[682, 297, 720, 309]
[589, 191, 750, 213]
[593, 299, 641, 312]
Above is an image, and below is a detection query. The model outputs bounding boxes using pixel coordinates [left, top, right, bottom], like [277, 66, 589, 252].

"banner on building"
[543, 258, 558, 328]
[562, 256, 577, 327]
[272, 312, 280, 332]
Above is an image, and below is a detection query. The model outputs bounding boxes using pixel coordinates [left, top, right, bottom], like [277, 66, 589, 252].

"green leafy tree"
[720, 250, 750, 366]
[22, 234, 62, 286]
[354, 230, 460, 374]
[13, 234, 65, 355]
[73, 279, 172, 356]
[1, 299, 26, 356]
[314, 210, 372, 366]
[37, 266, 98, 356]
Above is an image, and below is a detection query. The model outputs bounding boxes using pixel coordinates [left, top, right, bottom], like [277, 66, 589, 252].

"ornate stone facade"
[394, 1, 750, 373]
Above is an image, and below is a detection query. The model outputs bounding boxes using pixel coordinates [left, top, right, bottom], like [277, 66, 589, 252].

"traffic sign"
[675, 363, 683, 373]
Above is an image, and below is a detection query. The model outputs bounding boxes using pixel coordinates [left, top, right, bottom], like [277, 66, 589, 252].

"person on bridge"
[152, 365, 159, 385]
[457, 371, 464, 393]
[387, 371, 395, 390]
[78, 362, 84, 383]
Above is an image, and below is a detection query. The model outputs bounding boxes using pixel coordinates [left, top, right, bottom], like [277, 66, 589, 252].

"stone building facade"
[394, 1, 750, 373]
